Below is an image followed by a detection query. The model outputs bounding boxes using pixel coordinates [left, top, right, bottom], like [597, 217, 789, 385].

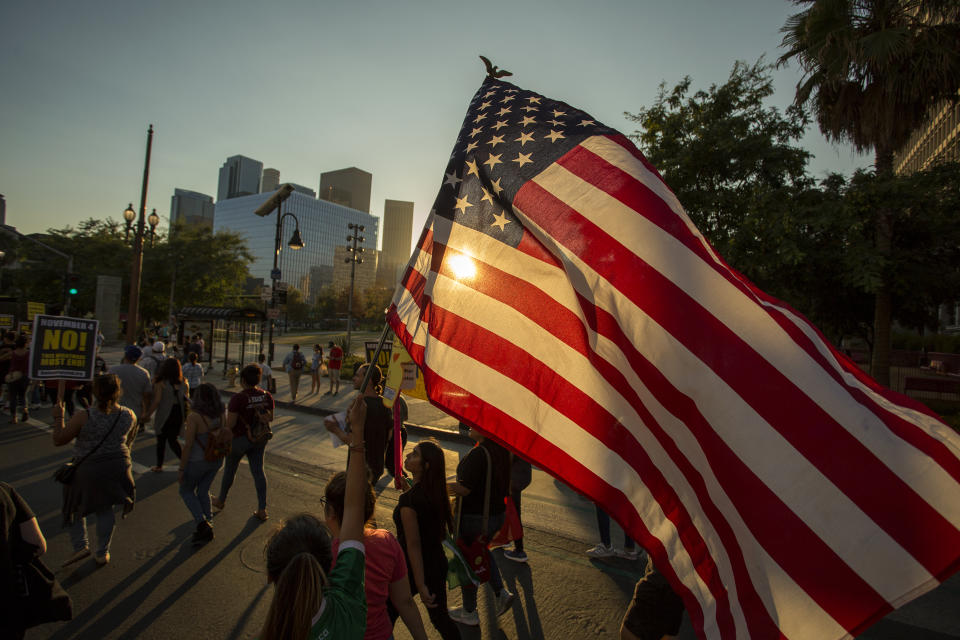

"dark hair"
[240, 363, 262, 387]
[4, 331, 14, 341]
[14, 336, 27, 349]
[190, 383, 223, 419]
[292, 343, 300, 351]
[261, 514, 332, 640]
[258, 353, 266, 363]
[323, 471, 375, 527]
[355, 363, 383, 395]
[328, 341, 334, 348]
[188, 352, 198, 364]
[313, 343, 321, 351]
[93, 374, 122, 413]
[414, 439, 454, 535]
[154, 357, 183, 385]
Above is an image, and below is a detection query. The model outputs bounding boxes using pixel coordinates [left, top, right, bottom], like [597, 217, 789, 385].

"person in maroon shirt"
[212, 364, 274, 521]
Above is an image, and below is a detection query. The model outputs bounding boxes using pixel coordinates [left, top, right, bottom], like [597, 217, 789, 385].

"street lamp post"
[254, 184, 300, 365]
[124, 124, 159, 345]
[344, 222, 365, 356]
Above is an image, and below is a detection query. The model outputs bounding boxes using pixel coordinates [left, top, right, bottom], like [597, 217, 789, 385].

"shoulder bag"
[53, 410, 123, 485]
[9, 525, 73, 628]
[445, 445, 493, 586]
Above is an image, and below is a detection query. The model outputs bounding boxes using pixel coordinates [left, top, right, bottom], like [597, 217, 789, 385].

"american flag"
[386, 77, 960, 640]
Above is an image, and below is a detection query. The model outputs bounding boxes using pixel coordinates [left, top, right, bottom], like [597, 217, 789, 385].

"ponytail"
[261, 552, 326, 640]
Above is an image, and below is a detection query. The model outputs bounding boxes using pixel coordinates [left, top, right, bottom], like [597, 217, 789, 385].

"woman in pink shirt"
[324, 472, 428, 640]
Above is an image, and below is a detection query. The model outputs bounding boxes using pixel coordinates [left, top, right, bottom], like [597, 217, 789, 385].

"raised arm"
[339, 395, 367, 542]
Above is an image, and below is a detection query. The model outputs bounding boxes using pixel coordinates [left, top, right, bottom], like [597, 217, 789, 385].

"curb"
[215, 387, 472, 447]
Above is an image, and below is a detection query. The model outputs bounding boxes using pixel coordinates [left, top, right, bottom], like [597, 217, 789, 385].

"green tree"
[778, 0, 960, 384]
[284, 287, 310, 324]
[5, 219, 253, 335]
[625, 60, 814, 273]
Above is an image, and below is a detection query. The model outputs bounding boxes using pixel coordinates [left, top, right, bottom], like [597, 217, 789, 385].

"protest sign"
[0, 314, 14, 330]
[26, 302, 45, 321]
[364, 340, 393, 373]
[382, 340, 426, 408]
[29, 315, 100, 380]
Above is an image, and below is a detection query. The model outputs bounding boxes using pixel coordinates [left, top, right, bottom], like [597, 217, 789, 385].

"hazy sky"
[1, 0, 869, 250]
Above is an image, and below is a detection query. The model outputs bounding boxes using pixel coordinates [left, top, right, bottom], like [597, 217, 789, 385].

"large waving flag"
[386, 76, 960, 640]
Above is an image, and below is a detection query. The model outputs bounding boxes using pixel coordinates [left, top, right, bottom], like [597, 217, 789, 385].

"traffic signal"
[66, 273, 79, 296]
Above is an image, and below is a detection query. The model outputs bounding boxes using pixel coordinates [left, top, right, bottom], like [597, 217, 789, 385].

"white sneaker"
[586, 543, 615, 558]
[616, 547, 639, 560]
[495, 588, 516, 616]
[448, 606, 480, 626]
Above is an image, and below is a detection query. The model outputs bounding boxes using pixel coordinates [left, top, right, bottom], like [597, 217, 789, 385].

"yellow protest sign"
[383, 339, 427, 408]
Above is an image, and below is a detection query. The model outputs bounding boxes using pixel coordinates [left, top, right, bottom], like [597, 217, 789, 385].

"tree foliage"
[625, 60, 814, 270]
[625, 61, 960, 354]
[1, 219, 254, 332]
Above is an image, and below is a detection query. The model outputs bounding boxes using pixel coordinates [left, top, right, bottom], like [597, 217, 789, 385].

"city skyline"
[1, 0, 870, 259]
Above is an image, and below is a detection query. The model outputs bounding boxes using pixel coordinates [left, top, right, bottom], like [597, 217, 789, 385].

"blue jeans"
[459, 510, 506, 612]
[218, 435, 267, 511]
[596, 505, 635, 550]
[69, 507, 116, 557]
[180, 458, 222, 524]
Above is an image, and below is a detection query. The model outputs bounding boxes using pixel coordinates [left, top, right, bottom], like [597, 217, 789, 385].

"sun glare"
[446, 254, 477, 280]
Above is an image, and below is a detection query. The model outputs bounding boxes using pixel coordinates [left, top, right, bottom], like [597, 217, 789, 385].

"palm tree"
[778, 0, 960, 386]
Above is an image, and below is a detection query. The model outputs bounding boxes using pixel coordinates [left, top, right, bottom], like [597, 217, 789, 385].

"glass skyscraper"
[217, 155, 263, 201]
[213, 191, 379, 301]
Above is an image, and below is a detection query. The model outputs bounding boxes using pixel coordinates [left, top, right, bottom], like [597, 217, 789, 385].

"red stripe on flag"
[570, 138, 960, 488]
[513, 180, 936, 627]
[386, 308, 716, 636]
[517, 167, 960, 574]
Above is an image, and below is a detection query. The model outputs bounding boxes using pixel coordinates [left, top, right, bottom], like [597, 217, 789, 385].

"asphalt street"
[4, 358, 959, 639]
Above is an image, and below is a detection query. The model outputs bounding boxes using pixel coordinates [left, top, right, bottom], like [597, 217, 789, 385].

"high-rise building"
[213, 192, 379, 302]
[217, 155, 263, 201]
[377, 199, 414, 286]
[289, 183, 317, 198]
[170, 189, 215, 228]
[894, 91, 960, 176]
[319, 167, 372, 213]
[0, 194, 5, 227]
[261, 168, 280, 193]
[333, 245, 379, 296]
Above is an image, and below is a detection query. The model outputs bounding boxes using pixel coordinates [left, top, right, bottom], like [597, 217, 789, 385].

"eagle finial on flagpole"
[479, 55, 512, 79]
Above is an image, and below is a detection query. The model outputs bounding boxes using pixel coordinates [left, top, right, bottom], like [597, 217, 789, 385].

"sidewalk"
[101, 344, 464, 440]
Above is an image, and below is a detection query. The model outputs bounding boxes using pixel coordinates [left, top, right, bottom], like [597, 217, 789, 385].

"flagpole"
[359, 323, 393, 394]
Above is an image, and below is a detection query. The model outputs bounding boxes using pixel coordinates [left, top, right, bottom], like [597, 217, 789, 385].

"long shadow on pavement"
[226, 583, 271, 639]
[51, 518, 262, 639]
[500, 554, 545, 640]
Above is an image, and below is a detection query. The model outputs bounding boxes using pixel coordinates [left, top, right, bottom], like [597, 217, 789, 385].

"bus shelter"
[174, 306, 265, 376]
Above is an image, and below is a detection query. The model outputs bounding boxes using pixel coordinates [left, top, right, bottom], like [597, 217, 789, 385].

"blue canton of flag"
[433, 78, 618, 249]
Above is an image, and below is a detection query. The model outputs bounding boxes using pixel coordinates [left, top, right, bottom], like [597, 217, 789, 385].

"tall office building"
[894, 91, 960, 175]
[170, 189, 215, 228]
[377, 199, 414, 286]
[217, 155, 263, 201]
[0, 194, 5, 226]
[319, 167, 372, 213]
[261, 168, 280, 193]
[289, 183, 317, 198]
[213, 192, 379, 302]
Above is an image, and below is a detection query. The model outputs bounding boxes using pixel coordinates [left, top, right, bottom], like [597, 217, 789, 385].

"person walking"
[587, 505, 639, 560]
[503, 453, 533, 563]
[324, 471, 428, 640]
[259, 395, 368, 640]
[109, 345, 152, 435]
[212, 364, 273, 521]
[145, 358, 188, 473]
[282, 344, 306, 403]
[257, 353, 275, 394]
[392, 440, 462, 639]
[52, 374, 137, 566]
[181, 352, 204, 398]
[0, 481, 58, 640]
[0, 331, 16, 412]
[446, 426, 515, 626]
[309, 343, 323, 395]
[177, 383, 226, 545]
[138, 341, 167, 379]
[326, 340, 343, 395]
[324, 363, 392, 484]
[4, 336, 30, 423]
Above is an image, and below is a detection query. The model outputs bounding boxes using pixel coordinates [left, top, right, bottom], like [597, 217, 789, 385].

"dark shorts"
[622, 570, 685, 640]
